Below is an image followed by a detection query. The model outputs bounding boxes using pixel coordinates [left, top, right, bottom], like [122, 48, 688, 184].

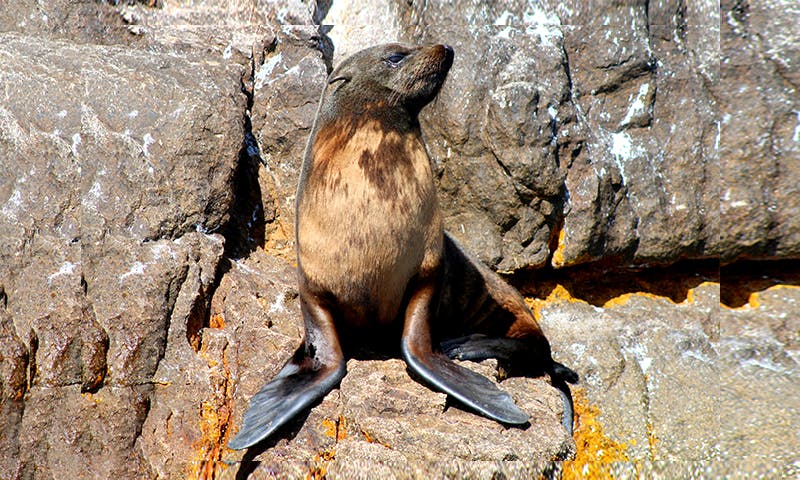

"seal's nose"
[444, 45, 454, 58]
[442, 44, 454, 66]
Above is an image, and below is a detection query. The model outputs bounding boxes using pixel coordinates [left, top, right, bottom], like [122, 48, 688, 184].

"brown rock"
[719, 0, 800, 261]
[212, 254, 573, 478]
[1, 0, 798, 478]
[1, 11, 246, 476]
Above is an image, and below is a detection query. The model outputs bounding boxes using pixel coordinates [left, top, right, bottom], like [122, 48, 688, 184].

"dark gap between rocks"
[509, 258, 720, 306]
[187, 58, 266, 354]
[720, 259, 800, 307]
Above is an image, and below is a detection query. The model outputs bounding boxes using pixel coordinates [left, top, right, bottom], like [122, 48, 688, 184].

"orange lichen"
[645, 417, 659, 457]
[209, 313, 225, 329]
[561, 388, 630, 480]
[263, 216, 296, 264]
[526, 283, 586, 322]
[517, 260, 718, 308]
[190, 341, 234, 480]
[720, 261, 800, 307]
[601, 291, 675, 309]
[323, 415, 348, 441]
[362, 429, 392, 448]
[551, 226, 567, 268]
[306, 447, 336, 480]
[307, 416, 349, 479]
[81, 392, 102, 404]
[192, 400, 231, 480]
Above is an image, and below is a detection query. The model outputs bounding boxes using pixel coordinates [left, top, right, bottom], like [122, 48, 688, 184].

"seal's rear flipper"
[401, 340, 529, 424]
[227, 351, 346, 450]
[441, 335, 579, 435]
[441, 334, 530, 363]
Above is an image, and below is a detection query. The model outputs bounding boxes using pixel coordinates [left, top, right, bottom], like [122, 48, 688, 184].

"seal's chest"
[297, 120, 441, 320]
[303, 120, 436, 225]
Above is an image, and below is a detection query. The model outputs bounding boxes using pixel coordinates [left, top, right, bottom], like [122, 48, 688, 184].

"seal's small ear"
[328, 73, 349, 85]
[327, 60, 353, 85]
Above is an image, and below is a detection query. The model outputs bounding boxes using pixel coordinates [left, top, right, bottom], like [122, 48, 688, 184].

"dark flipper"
[441, 334, 579, 434]
[402, 342, 529, 424]
[227, 351, 346, 450]
[228, 291, 346, 450]
[402, 280, 529, 425]
[553, 378, 574, 436]
[441, 334, 529, 363]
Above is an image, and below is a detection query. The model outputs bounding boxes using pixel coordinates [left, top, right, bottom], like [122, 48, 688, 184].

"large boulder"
[0, 19, 246, 478]
[1, 0, 799, 479]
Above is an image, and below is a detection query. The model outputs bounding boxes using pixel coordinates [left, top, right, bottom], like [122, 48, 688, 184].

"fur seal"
[228, 43, 577, 450]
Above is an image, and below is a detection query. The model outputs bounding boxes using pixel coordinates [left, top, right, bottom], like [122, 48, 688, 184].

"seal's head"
[325, 43, 454, 116]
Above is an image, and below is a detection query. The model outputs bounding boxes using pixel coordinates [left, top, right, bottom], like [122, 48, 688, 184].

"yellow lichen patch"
[209, 313, 225, 329]
[722, 284, 800, 310]
[526, 283, 586, 322]
[362, 429, 392, 449]
[516, 260, 718, 308]
[602, 291, 676, 309]
[81, 392, 102, 404]
[684, 281, 720, 305]
[645, 418, 659, 457]
[322, 415, 348, 441]
[551, 226, 567, 268]
[720, 261, 800, 307]
[190, 342, 234, 480]
[562, 388, 630, 480]
[191, 400, 231, 480]
[306, 447, 336, 480]
[263, 217, 296, 264]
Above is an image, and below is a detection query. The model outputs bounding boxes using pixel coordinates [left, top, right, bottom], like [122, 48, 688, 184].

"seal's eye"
[385, 52, 407, 67]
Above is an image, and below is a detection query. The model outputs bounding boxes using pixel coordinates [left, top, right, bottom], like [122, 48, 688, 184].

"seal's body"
[228, 43, 576, 450]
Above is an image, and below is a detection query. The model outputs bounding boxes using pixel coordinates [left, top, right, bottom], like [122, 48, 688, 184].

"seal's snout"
[443, 44, 454, 60]
[441, 44, 454, 70]
[431, 44, 453, 68]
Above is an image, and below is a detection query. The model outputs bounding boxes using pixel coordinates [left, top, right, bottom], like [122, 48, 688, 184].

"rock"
[248, 24, 332, 251]
[0, 13, 245, 477]
[719, 0, 800, 261]
[716, 285, 800, 477]
[211, 253, 573, 478]
[0, 0, 138, 46]
[538, 280, 721, 476]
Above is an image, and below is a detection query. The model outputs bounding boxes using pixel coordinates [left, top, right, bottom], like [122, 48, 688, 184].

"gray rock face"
[323, 0, 728, 269]
[1, 0, 798, 479]
[0, 19, 244, 479]
[720, 0, 800, 261]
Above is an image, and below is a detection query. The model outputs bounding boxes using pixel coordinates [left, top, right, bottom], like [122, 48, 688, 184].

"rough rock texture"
[720, 0, 800, 261]
[717, 284, 800, 478]
[325, 0, 724, 269]
[542, 281, 721, 477]
[2, 0, 799, 479]
[0, 8, 246, 478]
[209, 252, 572, 479]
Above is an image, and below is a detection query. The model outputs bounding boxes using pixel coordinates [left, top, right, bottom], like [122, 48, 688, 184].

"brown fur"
[296, 42, 550, 352]
[228, 43, 574, 450]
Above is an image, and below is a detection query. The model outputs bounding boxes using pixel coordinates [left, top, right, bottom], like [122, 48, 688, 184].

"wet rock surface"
[0, 1, 798, 479]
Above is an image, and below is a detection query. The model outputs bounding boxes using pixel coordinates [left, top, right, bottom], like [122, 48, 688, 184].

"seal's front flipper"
[228, 293, 346, 450]
[227, 348, 346, 450]
[401, 280, 529, 425]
